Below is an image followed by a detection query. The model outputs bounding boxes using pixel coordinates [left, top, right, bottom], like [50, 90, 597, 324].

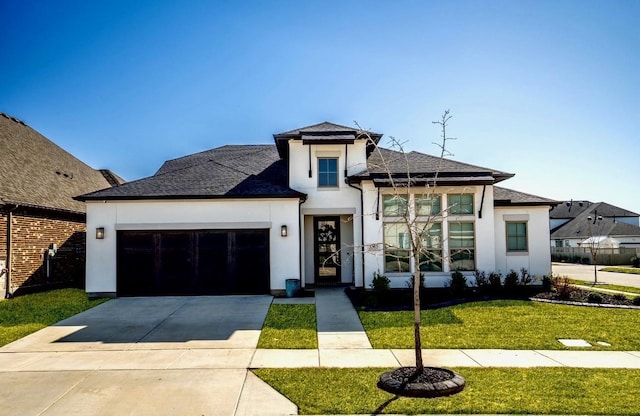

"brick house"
[0, 113, 123, 297]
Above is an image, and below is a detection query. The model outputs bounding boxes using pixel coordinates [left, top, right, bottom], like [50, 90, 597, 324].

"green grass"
[254, 367, 640, 415]
[359, 300, 640, 350]
[0, 289, 108, 347]
[600, 266, 640, 275]
[257, 303, 317, 349]
[568, 279, 640, 295]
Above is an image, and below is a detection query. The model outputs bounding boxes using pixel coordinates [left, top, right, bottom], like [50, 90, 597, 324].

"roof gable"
[0, 113, 118, 213]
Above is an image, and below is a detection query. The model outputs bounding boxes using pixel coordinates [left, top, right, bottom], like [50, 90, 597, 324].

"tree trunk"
[413, 269, 423, 372]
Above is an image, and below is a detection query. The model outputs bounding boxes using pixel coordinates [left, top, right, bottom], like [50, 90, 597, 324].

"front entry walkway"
[314, 288, 372, 349]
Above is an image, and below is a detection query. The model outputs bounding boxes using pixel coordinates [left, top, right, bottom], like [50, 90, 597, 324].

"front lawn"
[0, 289, 108, 347]
[359, 300, 640, 350]
[257, 303, 317, 349]
[254, 367, 640, 415]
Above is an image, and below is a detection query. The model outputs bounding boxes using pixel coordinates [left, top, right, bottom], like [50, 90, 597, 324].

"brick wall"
[2, 207, 87, 295]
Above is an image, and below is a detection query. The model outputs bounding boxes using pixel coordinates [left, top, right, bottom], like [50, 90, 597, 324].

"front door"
[314, 217, 341, 285]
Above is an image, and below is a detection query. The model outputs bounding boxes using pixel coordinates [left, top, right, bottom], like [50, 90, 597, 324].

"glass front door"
[314, 217, 341, 284]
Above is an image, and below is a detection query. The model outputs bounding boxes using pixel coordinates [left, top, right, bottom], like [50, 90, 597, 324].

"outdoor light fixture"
[281, 225, 288, 237]
[96, 227, 105, 239]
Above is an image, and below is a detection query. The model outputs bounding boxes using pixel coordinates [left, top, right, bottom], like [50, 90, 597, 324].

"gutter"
[347, 180, 365, 288]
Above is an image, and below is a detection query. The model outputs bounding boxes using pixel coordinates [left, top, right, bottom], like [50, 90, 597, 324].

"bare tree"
[584, 212, 605, 284]
[358, 110, 456, 373]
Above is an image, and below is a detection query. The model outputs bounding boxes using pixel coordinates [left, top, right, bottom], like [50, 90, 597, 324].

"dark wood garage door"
[117, 229, 270, 296]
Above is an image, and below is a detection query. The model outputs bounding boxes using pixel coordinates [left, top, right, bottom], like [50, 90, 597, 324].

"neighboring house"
[77, 122, 558, 297]
[550, 201, 640, 248]
[0, 112, 123, 297]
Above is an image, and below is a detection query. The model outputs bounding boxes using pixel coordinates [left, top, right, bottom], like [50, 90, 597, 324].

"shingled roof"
[78, 145, 306, 201]
[550, 201, 639, 219]
[551, 205, 640, 239]
[349, 147, 515, 186]
[0, 113, 120, 213]
[273, 121, 382, 159]
[493, 187, 559, 206]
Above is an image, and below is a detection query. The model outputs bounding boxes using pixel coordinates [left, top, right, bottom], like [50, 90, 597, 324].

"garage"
[117, 229, 270, 296]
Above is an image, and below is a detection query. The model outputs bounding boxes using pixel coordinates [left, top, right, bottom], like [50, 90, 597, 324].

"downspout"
[308, 145, 312, 178]
[5, 204, 17, 299]
[298, 197, 305, 289]
[344, 144, 348, 178]
[478, 185, 486, 219]
[347, 180, 365, 288]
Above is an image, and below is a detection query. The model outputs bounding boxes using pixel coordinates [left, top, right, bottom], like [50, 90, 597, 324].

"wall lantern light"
[281, 225, 288, 237]
[96, 227, 105, 239]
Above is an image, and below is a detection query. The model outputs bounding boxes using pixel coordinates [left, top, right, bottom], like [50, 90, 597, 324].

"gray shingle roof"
[0, 113, 117, 213]
[493, 186, 559, 206]
[78, 145, 305, 201]
[350, 147, 515, 186]
[550, 201, 639, 219]
[551, 206, 640, 239]
[273, 121, 382, 159]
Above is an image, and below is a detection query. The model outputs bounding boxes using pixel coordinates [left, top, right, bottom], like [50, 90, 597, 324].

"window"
[383, 195, 408, 217]
[507, 222, 528, 252]
[418, 222, 442, 272]
[416, 194, 441, 216]
[383, 223, 410, 272]
[448, 194, 474, 215]
[318, 158, 338, 187]
[449, 222, 475, 270]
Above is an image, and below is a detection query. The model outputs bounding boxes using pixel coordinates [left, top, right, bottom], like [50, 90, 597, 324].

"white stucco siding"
[494, 206, 552, 278]
[85, 198, 301, 295]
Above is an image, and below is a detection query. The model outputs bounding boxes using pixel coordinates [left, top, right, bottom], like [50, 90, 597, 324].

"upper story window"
[318, 158, 338, 187]
[383, 195, 408, 217]
[416, 194, 441, 216]
[448, 194, 474, 215]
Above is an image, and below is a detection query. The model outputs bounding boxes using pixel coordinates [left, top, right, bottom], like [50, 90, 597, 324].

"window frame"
[448, 221, 476, 271]
[415, 194, 442, 216]
[417, 222, 443, 272]
[382, 194, 408, 217]
[506, 221, 528, 252]
[317, 157, 339, 188]
[448, 194, 474, 216]
[383, 222, 410, 273]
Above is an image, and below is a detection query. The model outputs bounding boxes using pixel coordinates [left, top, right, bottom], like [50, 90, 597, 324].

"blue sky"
[2, 0, 639, 213]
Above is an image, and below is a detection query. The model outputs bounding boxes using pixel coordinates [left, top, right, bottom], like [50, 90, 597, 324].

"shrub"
[542, 274, 553, 291]
[519, 268, 532, 285]
[587, 293, 603, 303]
[631, 256, 640, 268]
[633, 296, 640, 306]
[405, 273, 425, 289]
[473, 270, 488, 288]
[504, 270, 519, 288]
[448, 270, 467, 297]
[489, 272, 502, 288]
[613, 294, 627, 302]
[552, 276, 577, 300]
[371, 271, 390, 293]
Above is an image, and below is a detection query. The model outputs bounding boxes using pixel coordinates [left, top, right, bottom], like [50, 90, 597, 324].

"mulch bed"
[532, 288, 637, 306]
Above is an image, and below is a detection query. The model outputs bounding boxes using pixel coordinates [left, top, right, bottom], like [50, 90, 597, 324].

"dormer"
[273, 122, 382, 191]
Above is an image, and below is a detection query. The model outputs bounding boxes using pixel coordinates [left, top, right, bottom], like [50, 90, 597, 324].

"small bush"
[519, 268, 532, 285]
[633, 297, 640, 306]
[504, 270, 519, 288]
[587, 293, 603, 303]
[489, 272, 502, 288]
[542, 274, 553, 291]
[473, 270, 488, 288]
[405, 273, 425, 290]
[449, 270, 467, 297]
[371, 271, 390, 293]
[613, 294, 627, 302]
[631, 256, 640, 268]
[552, 276, 577, 300]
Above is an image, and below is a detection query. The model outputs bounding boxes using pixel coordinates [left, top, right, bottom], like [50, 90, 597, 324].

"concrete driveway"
[552, 262, 640, 288]
[0, 295, 297, 416]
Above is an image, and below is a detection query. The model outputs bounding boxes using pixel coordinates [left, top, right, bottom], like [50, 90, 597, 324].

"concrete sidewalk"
[2, 290, 640, 415]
